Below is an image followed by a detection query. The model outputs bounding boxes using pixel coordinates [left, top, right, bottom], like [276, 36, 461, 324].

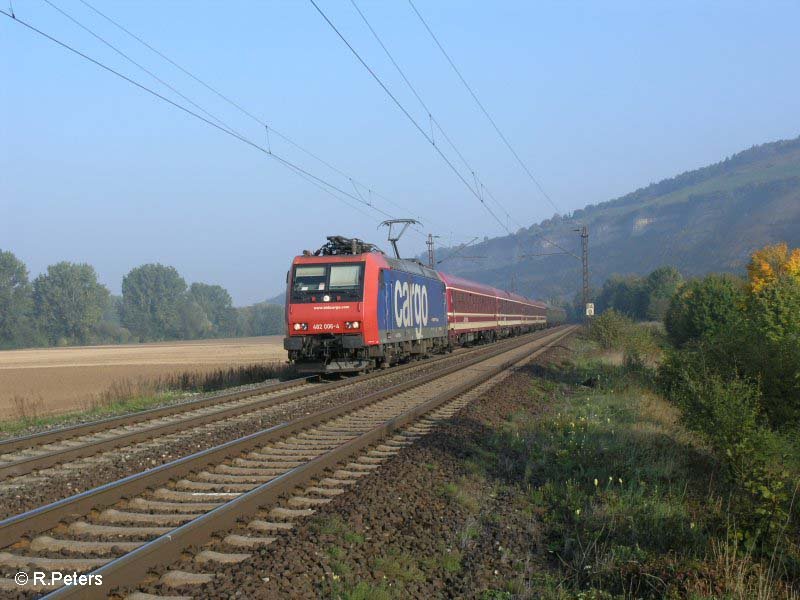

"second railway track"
[0, 333, 547, 482]
[0, 325, 575, 598]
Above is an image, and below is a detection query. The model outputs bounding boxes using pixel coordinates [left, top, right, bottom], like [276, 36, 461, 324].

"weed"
[10, 394, 45, 423]
[327, 546, 345, 560]
[313, 515, 348, 537]
[343, 531, 365, 545]
[373, 550, 425, 583]
[480, 591, 512, 600]
[440, 478, 482, 513]
[440, 548, 461, 573]
[330, 581, 393, 600]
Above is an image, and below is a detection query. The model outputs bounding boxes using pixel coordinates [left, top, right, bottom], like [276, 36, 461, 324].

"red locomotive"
[283, 236, 547, 373]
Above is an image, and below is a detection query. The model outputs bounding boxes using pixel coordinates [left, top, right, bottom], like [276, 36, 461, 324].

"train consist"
[283, 236, 548, 373]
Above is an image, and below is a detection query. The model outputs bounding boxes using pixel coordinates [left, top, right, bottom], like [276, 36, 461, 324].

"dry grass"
[0, 336, 286, 420]
[2, 362, 296, 436]
[10, 395, 45, 423]
[687, 531, 800, 600]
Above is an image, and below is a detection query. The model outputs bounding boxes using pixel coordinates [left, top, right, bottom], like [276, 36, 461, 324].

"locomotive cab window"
[291, 263, 364, 302]
[329, 265, 361, 290]
[293, 266, 327, 292]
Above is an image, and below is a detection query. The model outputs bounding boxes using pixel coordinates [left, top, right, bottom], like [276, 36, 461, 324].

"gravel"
[0, 348, 502, 518]
[133, 345, 569, 599]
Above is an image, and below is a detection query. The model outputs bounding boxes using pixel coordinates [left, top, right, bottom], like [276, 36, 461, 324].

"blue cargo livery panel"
[377, 268, 447, 342]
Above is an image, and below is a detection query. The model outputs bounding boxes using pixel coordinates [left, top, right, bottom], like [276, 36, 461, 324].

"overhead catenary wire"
[43, 0, 243, 141]
[348, 0, 580, 260]
[0, 7, 401, 225]
[407, 0, 561, 216]
[348, 0, 522, 236]
[309, 0, 512, 237]
[75, 0, 456, 242]
[318, 1, 575, 261]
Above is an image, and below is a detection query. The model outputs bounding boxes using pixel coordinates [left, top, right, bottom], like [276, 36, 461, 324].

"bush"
[589, 310, 659, 369]
[664, 274, 747, 347]
[588, 310, 633, 350]
[659, 343, 798, 562]
[745, 275, 800, 425]
[659, 347, 761, 449]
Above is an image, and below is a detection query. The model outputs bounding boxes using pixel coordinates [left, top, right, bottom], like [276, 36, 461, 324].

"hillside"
[433, 135, 800, 300]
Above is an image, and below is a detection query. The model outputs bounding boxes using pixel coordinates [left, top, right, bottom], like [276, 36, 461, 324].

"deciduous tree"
[121, 264, 187, 341]
[0, 250, 34, 347]
[33, 262, 110, 345]
[188, 282, 238, 338]
[747, 242, 800, 292]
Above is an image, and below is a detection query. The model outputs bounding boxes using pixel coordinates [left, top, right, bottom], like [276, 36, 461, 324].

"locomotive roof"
[292, 253, 442, 280]
[438, 271, 546, 308]
[384, 257, 442, 280]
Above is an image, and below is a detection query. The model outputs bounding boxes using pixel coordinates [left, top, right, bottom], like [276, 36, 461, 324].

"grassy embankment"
[1, 363, 295, 437]
[463, 326, 799, 599]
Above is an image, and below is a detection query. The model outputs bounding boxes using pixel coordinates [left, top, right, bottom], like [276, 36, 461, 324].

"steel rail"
[0, 329, 539, 457]
[0, 333, 543, 480]
[0, 326, 569, 545]
[0, 376, 313, 455]
[41, 325, 575, 599]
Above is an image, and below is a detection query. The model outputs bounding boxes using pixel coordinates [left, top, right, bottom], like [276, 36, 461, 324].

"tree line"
[589, 243, 800, 565]
[0, 250, 284, 349]
[657, 243, 800, 558]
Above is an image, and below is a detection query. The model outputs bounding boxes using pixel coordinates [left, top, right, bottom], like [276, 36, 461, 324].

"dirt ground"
[0, 336, 286, 418]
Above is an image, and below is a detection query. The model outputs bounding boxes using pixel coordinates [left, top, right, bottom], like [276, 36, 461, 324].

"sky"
[2, 0, 799, 305]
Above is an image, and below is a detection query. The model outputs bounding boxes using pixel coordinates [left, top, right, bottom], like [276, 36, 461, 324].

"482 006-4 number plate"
[312, 323, 341, 331]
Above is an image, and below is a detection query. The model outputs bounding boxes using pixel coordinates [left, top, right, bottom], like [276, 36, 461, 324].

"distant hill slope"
[264, 293, 285, 306]
[433, 135, 800, 300]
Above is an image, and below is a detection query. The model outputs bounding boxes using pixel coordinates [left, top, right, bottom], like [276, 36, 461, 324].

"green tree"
[596, 275, 648, 319]
[664, 274, 747, 347]
[644, 266, 683, 320]
[237, 302, 284, 336]
[188, 282, 238, 337]
[33, 262, 110, 345]
[121, 264, 187, 341]
[0, 250, 35, 347]
[745, 275, 800, 424]
[179, 298, 213, 339]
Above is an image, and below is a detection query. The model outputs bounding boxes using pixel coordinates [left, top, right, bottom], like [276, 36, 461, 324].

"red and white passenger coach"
[440, 273, 547, 346]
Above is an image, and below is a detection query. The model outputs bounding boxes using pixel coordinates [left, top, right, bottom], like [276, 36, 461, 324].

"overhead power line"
[407, 0, 561, 216]
[309, 0, 512, 236]
[77, 0, 424, 226]
[0, 7, 399, 224]
[77, 0, 476, 247]
[43, 0, 243, 140]
[348, 0, 521, 234]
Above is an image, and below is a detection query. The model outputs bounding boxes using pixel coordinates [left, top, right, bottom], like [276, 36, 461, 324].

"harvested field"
[0, 336, 285, 419]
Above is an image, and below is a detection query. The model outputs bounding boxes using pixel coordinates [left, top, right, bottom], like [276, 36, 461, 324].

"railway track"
[0, 334, 542, 481]
[0, 325, 575, 598]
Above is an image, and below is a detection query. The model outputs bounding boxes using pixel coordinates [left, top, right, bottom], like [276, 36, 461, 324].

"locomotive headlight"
[293, 323, 308, 331]
[352, 321, 360, 329]
[345, 321, 361, 329]
[323, 294, 331, 302]
[293, 323, 301, 331]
